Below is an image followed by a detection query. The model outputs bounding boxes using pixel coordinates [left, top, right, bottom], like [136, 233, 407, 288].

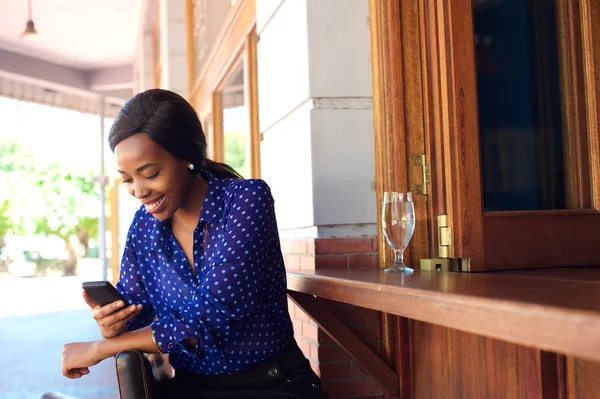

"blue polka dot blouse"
[116, 172, 294, 375]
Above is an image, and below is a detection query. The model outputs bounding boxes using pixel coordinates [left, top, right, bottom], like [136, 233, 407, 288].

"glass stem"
[394, 248, 405, 265]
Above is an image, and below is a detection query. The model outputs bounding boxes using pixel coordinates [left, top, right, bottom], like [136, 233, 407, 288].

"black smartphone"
[82, 281, 130, 307]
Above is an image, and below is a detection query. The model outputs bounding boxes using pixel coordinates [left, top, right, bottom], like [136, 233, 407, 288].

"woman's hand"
[83, 291, 142, 339]
[61, 341, 101, 379]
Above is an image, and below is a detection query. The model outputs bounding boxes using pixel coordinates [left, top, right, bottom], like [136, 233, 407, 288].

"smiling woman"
[62, 88, 329, 399]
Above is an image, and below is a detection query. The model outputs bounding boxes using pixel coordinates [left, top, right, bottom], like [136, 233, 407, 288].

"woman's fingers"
[100, 304, 143, 328]
[64, 367, 90, 379]
[91, 300, 127, 321]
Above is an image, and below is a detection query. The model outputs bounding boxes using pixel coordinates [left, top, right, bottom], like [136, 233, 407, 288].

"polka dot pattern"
[115, 172, 294, 375]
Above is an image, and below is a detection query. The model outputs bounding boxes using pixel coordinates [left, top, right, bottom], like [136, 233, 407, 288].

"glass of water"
[382, 192, 415, 272]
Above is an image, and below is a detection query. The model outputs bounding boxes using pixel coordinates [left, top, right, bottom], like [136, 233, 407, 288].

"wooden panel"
[410, 321, 563, 399]
[557, 0, 590, 209]
[286, 269, 600, 363]
[369, 0, 432, 268]
[395, 0, 431, 266]
[244, 27, 260, 179]
[419, 0, 446, 222]
[580, 0, 600, 208]
[439, 0, 484, 268]
[185, 0, 195, 99]
[418, 0, 484, 267]
[566, 357, 600, 398]
[212, 92, 224, 162]
[369, 0, 405, 268]
[394, 316, 412, 399]
[190, 0, 255, 110]
[483, 211, 600, 269]
[541, 351, 566, 399]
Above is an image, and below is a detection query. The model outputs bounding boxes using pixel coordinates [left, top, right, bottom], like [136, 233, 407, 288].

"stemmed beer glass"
[381, 192, 415, 272]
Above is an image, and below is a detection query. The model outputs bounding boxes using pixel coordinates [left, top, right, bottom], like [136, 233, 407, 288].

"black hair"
[108, 89, 241, 179]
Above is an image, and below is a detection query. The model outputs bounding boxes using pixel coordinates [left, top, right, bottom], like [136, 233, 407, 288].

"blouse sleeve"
[150, 179, 277, 354]
[115, 211, 156, 331]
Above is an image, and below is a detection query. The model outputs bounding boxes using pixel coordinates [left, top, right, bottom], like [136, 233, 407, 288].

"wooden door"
[420, 0, 600, 271]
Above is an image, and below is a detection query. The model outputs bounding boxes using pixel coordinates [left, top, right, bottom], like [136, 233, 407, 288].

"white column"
[159, 0, 188, 98]
[134, 33, 154, 93]
[98, 95, 108, 280]
[257, 0, 376, 239]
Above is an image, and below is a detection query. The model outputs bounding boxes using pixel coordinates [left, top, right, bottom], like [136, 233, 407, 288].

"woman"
[62, 89, 329, 398]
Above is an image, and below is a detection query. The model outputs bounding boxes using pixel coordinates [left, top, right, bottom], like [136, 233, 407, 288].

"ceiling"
[0, 0, 142, 69]
[0, 0, 155, 112]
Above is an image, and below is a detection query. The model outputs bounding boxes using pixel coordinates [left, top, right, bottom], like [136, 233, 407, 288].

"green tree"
[0, 139, 34, 173]
[0, 138, 100, 275]
[224, 131, 248, 177]
[0, 200, 11, 253]
[0, 139, 26, 251]
[32, 165, 99, 275]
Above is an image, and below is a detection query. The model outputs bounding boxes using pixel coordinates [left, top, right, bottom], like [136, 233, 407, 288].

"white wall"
[257, 0, 376, 239]
[159, 0, 188, 97]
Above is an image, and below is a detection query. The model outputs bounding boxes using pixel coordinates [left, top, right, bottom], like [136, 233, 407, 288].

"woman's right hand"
[82, 291, 143, 339]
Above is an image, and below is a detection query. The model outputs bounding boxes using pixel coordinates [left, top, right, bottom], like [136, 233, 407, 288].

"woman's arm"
[62, 326, 161, 379]
[96, 325, 159, 357]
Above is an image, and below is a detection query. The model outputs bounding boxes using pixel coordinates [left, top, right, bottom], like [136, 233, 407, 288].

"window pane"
[221, 63, 249, 178]
[474, 0, 566, 211]
[193, 0, 233, 77]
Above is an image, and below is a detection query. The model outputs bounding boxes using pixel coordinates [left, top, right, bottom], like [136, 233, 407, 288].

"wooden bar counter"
[287, 267, 600, 398]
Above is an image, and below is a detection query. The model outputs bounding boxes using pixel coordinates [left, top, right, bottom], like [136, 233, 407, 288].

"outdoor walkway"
[0, 265, 119, 399]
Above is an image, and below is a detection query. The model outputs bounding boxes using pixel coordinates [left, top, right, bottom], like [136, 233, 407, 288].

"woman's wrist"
[95, 325, 159, 359]
[93, 339, 109, 363]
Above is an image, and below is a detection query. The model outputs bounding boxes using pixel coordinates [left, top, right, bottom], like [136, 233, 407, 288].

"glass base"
[384, 265, 414, 273]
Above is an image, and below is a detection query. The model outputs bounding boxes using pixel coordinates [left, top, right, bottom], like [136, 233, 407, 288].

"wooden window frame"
[186, 0, 260, 178]
[372, 0, 600, 272]
[370, 0, 432, 270]
[420, 0, 600, 271]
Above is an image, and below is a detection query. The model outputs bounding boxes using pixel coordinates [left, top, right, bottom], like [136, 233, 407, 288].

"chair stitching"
[115, 353, 125, 399]
[135, 351, 151, 399]
[114, 351, 152, 399]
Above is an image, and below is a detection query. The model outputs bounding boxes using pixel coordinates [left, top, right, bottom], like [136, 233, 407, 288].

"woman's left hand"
[62, 341, 101, 379]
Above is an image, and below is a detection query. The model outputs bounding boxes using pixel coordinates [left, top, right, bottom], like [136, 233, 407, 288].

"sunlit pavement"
[0, 263, 119, 399]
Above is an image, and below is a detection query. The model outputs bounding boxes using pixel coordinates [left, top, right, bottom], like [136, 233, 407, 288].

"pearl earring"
[187, 162, 195, 171]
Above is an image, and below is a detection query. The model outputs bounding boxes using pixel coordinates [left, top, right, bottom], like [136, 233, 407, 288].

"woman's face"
[115, 133, 191, 221]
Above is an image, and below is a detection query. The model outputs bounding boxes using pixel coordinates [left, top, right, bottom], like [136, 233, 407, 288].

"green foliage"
[0, 139, 34, 173]
[0, 200, 11, 250]
[0, 138, 99, 257]
[224, 131, 248, 178]
[32, 164, 99, 243]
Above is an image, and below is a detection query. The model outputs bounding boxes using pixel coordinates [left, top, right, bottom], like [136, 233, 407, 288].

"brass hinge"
[420, 214, 461, 272]
[410, 153, 429, 196]
[437, 214, 451, 258]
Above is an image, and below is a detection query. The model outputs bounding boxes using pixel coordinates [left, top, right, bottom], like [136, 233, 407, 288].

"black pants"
[155, 340, 329, 399]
